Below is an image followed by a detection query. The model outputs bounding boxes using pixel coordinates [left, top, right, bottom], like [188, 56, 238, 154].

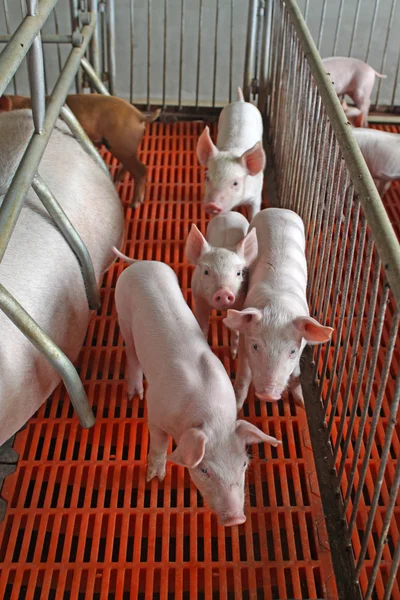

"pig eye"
[243, 461, 247, 467]
[200, 467, 208, 474]
[204, 269, 209, 275]
[236, 270, 241, 276]
[290, 348, 296, 357]
[232, 180, 238, 187]
[253, 344, 258, 351]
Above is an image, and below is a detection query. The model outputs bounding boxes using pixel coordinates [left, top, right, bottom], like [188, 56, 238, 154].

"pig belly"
[206, 212, 249, 249]
[217, 102, 263, 152]
[0, 110, 124, 445]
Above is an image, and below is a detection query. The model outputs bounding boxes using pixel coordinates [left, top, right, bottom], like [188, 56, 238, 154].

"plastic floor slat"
[5, 119, 392, 600]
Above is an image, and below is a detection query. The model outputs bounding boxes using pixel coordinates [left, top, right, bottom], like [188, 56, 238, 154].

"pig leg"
[289, 365, 305, 409]
[146, 423, 169, 481]
[119, 319, 144, 400]
[374, 179, 391, 197]
[115, 154, 148, 208]
[194, 297, 210, 338]
[352, 92, 370, 128]
[230, 329, 240, 359]
[234, 337, 252, 410]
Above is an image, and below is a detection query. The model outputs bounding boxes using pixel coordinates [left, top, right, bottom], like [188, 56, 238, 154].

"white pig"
[322, 57, 386, 127]
[0, 110, 124, 445]
[196, 87, 265, 220]
[223, 208, 333, 410]
[185, 212, 258, 358]
[351, 127, 400, 197]
[114, 255, 280, 526]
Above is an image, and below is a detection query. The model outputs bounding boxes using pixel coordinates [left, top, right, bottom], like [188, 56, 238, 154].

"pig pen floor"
[0, 119, 369, 600]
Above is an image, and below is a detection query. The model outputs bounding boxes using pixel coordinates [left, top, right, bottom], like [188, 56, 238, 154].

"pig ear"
[240, 141, 266, 176]
[223, 307, 262, 333]
[236, 228, 258, 266]
[197, 126, 218, 166]
[236, 420, 281, 447]
[293, 316, 333, 344]
[185, 224, 210, 264]
[167, 428, 207, 468]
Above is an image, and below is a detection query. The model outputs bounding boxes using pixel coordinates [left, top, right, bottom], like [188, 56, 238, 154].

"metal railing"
[261, 1, 400, 599]
[0, 1, 111, 430]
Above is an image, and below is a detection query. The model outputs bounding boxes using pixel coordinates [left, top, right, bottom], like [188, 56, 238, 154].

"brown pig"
[0, 93, 160, 208]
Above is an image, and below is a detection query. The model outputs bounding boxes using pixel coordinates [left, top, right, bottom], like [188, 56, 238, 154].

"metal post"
[0, 283, 95, 429]
[105, 0, 116, 95]
[32, 174, 101, 311]
[88, 0, 100, 76]
[0, 0, 58, 97]
[258, 0, 272, 113]
[80, 56, 110, 95]
[26, 0, 46, 134]
[243, 0, 258, 101]
[60, 104, 110, 178]
[0, 16, 97, 264]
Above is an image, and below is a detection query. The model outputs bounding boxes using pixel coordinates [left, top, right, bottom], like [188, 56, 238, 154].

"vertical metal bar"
[229, 0, 234, 104]
[106, 0, 115, 95]
[80, 56, 110, 95]
[348, 0, 362, 56]
[162, 0, 167, 109]
[375, 0, 396, 105]
[0, 283, 95, 429]
[147, 0, 151, 108]
[353, 313, 400, 579]
[70, 0, 82, 93]
[383, 537, 400, 600]
[195, 0, 203, 109]
[212, 0, 220, 108]
[365, 0, 380, 63]
[178, 0, 185, 110]
[332, 0, 345, 55]
[32, 174, 101, 311]
[53, 7, 63, 75]
[26, 0, 46, 134]
[316, 0, 328, 51]
[243, 0, 258, 101]
[88, 0, 100, 77]
[391, 47, 400, 111]
[130, 0, 134, 103]
[258, 0, 272, 113]
[3, 0, 18, 95]
[303, 0, 310, 21]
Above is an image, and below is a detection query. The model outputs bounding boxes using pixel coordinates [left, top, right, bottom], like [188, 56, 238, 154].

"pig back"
[0, 110, 124, 444]
[206, 213, 249, 249]
[217, 102, 263, 154]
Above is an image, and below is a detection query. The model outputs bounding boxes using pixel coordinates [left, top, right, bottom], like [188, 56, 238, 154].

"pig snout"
[219, 512, 246, 527]
[212, 288, 235, 309]
[256, 386, 283, 402]
[204, 202, 223, 215]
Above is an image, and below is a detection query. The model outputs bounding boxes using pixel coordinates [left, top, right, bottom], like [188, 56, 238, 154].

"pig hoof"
[231, 348, 238, 360]
[146, 461, 166, 482]
[127, 386, 144, 400]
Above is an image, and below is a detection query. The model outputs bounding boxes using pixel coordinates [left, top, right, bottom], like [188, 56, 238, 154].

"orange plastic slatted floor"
[0, 121, 337, 599]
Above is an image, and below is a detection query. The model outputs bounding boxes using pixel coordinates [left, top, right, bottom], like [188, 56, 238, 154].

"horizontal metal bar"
[31, 173, 101, 311]
[0, 0, 58, 97]
[0, 34, 74, 43]
[0, 15, 97, 264]
[0, 282, 95, 429]
[60, 104, 110, 178]
[80, 56, 110, 95]
[284, 0, 400, 308]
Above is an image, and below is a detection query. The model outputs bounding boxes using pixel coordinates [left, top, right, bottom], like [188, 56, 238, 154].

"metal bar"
[52, 7, 63, 76]
[0, 34, 75, 43]
[348, 0, 362, 56]
[26, 0, 45, 134]
[365, 0, 380, 64]
[162, 0, 167, 109]
[88, 0, 100, 77]
[80, 55, 110, 95]
[3, 0, 18, 95]
[0, 0, 58, 97]
[105, 0, 115, 95]
[364, 438, 400, 599]
[60, 105, 110, 178]
[178, 0, 185, 110]
[375, 0, 396, 104]
[195, 0, 203, 110]
[70, 0, 82, 94]
[147, 0, 151, 109]
[0, 283, 95, 429]
[130, 0, 134, 104]
[243, 0, 258, 101]
[0, 16, 97, 264]
[332, 0, 345, 56]
[32, 174, 101, 311]
[383, 537, 400, 600]
[316, 0, 327, 51]
[212, 0, 220, 108]
[258, 0, 272, 113]
[229, 0, 234, 104]
[284, 0, 400, 308]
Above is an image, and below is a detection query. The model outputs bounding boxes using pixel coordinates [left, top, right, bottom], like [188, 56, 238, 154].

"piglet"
[196, 88, 265, 220]
[223, 208, 333, 410]
[114, 252, 280, 526]
[322, 57, 386, 127]
[351, 127, 400, 196]
[185, 212, 258, 358]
